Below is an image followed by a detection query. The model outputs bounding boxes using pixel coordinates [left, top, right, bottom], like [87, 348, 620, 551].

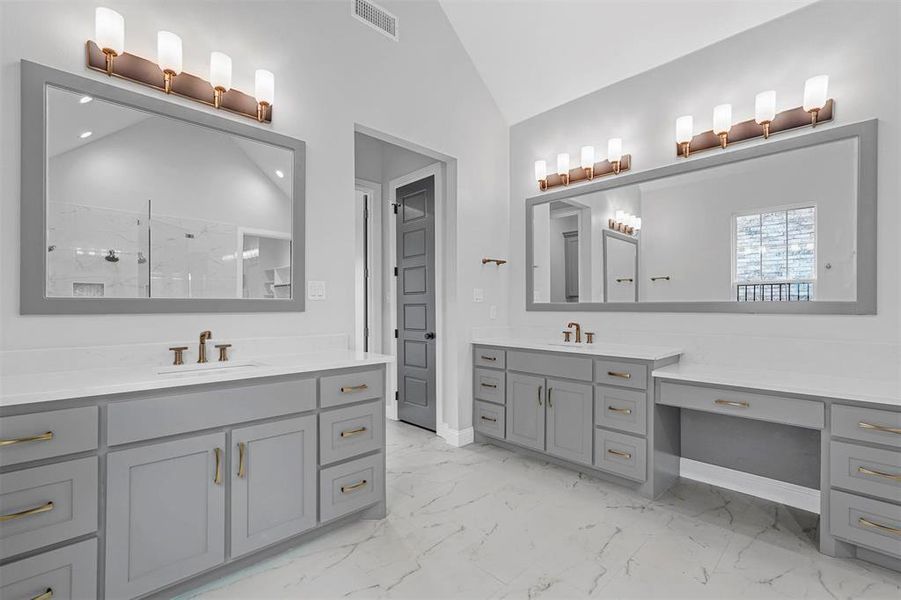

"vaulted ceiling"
[439, 0, 817, 124]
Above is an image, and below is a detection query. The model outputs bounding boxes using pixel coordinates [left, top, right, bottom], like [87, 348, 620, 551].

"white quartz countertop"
[0, 350, 394, 408]
[652, 363, 900, 408]
[471, 337, 682, 361]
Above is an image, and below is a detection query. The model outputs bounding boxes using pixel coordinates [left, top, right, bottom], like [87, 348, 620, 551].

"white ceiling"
[439, 0, 818, 124]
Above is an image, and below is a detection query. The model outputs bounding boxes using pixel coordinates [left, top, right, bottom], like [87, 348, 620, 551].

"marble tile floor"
[180, 420, 901, 600]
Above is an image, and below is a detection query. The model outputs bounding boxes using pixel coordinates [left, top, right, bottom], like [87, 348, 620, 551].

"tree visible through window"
[734, 207, 816, 301]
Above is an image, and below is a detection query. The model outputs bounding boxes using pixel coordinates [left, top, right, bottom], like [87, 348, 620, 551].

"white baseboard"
[679, 458, 820, 514]
[385, 404, 398, 421]
[438, 424, 474, 447]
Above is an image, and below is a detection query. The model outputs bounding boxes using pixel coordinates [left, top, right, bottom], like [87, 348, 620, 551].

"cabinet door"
[106, 432, 226, 599]
[231, 416, 317, 558]
[546, 379, 593, 465]
[506, 374, 546, 451]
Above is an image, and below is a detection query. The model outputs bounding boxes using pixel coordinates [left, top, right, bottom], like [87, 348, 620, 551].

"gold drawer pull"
[237, 442, 247, 478]
[340, 426, 367, 438]
[0, 431, 53, 447]
[858, 421, 901, 435]
[608, 406, 632, 415]
[480, 415, 497, 422]
[857, 466, 901, 482]
[480, 382, 498, 389]
[0, 501, 54, 522]
[615, 277, 634, 283]
[480, 355, 497, 361]
[32, 589, 53, 600]
[340, 384, 369, 393]
[858, 517, 900, 535]
[715, 399, 749, 408]
[341, 479, 368, 494]
[607, 371, 631, 379]
[607, 449, 632, 460]
[213, 448, 223, 485]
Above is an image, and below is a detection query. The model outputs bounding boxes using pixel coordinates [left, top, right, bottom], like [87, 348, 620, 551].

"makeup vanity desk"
[472, 340, 900, 572]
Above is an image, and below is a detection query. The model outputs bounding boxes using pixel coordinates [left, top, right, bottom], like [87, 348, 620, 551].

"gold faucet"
[566, 322, 582, 343]
[198, 330, 212, 363]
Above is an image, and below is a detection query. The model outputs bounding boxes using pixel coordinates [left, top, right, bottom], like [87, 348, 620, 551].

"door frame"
[388, 163, 444, 426]
[354, 179, 381, 353]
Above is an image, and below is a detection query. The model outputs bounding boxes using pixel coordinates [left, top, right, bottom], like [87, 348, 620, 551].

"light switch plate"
[308, 280, 326, 300]
[473, 288, 484, 303]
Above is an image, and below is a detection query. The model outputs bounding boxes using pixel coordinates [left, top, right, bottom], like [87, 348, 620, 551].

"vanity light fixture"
[713, 104, 732, 148]
[607, 138, 623, 174]
[157, 31, 183, 94]
[803, 75, 829, 126]
[210, 52, 232, 109]
[557, 153, 571, 186]
[675, 115, 693, 158]
[580, 146, 595, 180]
[534, 160, 548, 191]
[755, 90, 776, 138]
[608, 210, 638, 235]
[94, 7, 124, 75]
[254, 69, 275, 122]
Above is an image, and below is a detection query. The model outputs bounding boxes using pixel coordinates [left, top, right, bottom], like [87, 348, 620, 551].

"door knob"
[424, 332, 436, 340]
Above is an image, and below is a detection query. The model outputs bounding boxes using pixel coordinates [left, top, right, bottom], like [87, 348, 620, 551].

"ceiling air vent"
[353, 0, 398, 41]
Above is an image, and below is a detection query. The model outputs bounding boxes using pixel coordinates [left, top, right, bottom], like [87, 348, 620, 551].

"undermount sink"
[547, 342, 588, 348]
[156, 361, 262, 376]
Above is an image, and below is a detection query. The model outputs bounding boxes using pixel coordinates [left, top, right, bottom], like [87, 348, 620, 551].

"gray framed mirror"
[20, 60, 305, 314]
[527, 120, 877, 314]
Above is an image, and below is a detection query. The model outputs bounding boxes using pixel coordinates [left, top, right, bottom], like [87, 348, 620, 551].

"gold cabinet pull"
[858, 421, 901, 435]
[341, 479, 368, 494]
[340, 426, 367, 438]
[480, 382, 498, 389]
[340, 384, 369, 393]
[237, 442, 247, 478]
[31, 589, 53, 600]
[607, 449, 632, 460]
[480, 415, 497, 422]
[607, 371, 631, 379]
[537, 385, 543, 407]
[857, 466, 901, 482]
[0, 501, 54, 522]
[608, 406, 632, 415]
[858, 517, 900, 535]
[480, 355, 497, 362]
[0, 431, 53, 447]
[213, 448, 223, 485]
[615, 277, 634, 283]
[715, 399, 749, 408]
[547, 388, 553, 408]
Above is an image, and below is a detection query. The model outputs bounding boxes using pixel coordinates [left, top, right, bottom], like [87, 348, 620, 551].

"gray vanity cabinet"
[231, 416, 317, 558]
[105, 432, 226, 599]
[506, 373, 546, 451]
[545, 379, 593, 465]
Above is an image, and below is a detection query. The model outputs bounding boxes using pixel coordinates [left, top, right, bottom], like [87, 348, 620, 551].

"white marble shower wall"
[150, 214, 237, 298]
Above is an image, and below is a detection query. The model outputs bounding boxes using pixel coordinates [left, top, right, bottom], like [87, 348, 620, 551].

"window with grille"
[734, 207, 816, 302]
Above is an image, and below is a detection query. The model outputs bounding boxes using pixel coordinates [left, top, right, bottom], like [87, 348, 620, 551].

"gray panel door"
[546, 379, 593, 465]
[106, 432, 226, 599]
[231, 416, 317, 558]
[506, 373, 546, 451]
[396, 175, 437, 431]
[563, 231, 579, 302]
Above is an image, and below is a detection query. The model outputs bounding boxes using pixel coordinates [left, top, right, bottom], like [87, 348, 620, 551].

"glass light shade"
[534, 160, 547, 181]
[210, 52, 232, 91]
[755, 90, 776, 124]
[580, 146, 595, 169]
[675, 115, 693, 143]
[95, 7, 124, 54]
[713, 104, 732, 135]
[634, 217, 642, 230]
[157, 31, 183, 75]
[607, 138, 623, 163]
[803, 75, 829, 111]
[556, 153, 570, 176]
[254, 69, 275, 105]
[615, 210, 626, 223]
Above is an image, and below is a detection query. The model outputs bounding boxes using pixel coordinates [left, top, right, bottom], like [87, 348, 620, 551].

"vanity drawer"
[0, 457, 98, 560]
[508, 350, 592, 382]
[0, 407, 98, 467]
[830, 490, 901, 558]
[593, 429, 647, 482]
[319, 400, 384, 465]
[830, 441, 900, 503]
[474, 347, 506, 369]
[474, 368, 505, 404]
[320, 368, 384, 409]
[595, 386, 647, 436]
[658, 382, 824, 429]
[108, 376, 316, 445]
[320, 453, 383, 523]
[595, 360, 647, 390]
[0, 539, 97, 600]
[832, 405, 901, 448]
[474, 401, 505, 440]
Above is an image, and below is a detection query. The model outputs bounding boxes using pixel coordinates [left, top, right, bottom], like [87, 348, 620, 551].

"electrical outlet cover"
[473, 288, 484, 302]
[308, 280, 326, 300]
